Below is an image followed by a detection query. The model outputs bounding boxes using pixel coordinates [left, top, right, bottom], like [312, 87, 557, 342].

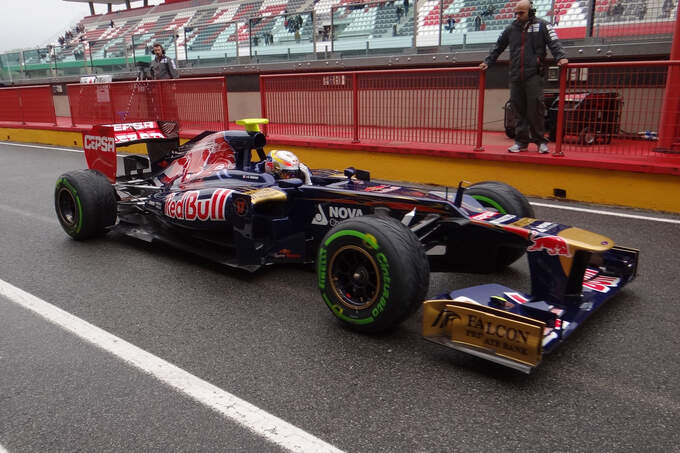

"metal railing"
[67, 77, 228, 133]
[261, 67, 485, 149]
[554, 60, 680, 156]
[0, 85, 56, 125]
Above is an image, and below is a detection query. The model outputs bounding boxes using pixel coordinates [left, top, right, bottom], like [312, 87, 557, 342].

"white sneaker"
[538, 143, 549, 154]
[508, 143, 528, 153]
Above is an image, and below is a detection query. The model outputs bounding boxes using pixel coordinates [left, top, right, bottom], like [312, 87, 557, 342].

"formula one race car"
[55, 119, 638, 372]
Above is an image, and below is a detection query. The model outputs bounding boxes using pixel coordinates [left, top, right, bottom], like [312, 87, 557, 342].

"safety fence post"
[222, 76, 230, 130]
[475, 69, 485, 151]
[259, 75, 267, 135]
[352, 72, 359, 143]
[553, 64, 568, 157]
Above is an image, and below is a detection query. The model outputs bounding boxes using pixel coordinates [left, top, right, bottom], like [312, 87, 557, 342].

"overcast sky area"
[0, 0, 165, 53]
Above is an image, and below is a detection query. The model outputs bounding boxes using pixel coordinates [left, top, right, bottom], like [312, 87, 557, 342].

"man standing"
[150, 43, 179, 80]
[480, 0, 567, 153]
[149, 43, 179, 123]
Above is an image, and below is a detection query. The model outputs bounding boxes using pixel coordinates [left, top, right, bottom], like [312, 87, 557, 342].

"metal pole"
[438, 0, 443, 47]
[173, 29, 178, 60]
[312, 11, 317, 54]
[88, 41, 94, 74]
[412, 0, 418, 48]
[331, 8, 335, 53]
[553, 64, 568, 157]
[222, 76, 229, 130]
[260, 75, 268, 132]
[248, 19, 253, 58]
[352, 72, 359, 143]
[474, 69, 485, 151]
[184, 29, 189, 62]
[131, 35, 137, 65]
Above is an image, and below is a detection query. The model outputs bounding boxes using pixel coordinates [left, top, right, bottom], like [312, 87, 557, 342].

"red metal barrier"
[555, 61, 680, 157]
[0, 85, 56, 126]
[67, 77, 228, 133]
[260, 68, 482, 146]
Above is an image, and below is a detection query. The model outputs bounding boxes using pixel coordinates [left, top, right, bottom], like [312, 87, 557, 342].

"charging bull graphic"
[527, 231, 571, 257]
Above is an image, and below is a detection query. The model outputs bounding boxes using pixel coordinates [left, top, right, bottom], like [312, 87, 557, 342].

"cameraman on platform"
[150, 43, 178, 80]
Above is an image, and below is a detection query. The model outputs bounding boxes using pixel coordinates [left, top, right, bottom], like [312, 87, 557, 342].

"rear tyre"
[55, 169, 117, 240]
[454, 181, 534, 271]
[317, 215, 429, 333]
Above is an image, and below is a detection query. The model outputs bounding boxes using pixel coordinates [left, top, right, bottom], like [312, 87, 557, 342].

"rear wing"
[83, 121, 179, 182]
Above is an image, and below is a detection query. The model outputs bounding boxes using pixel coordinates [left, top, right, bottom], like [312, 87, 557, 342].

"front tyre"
[454, 181, 534, 271]
[55, 169, 117, 240]
[466, 181, 534, 218]
[317, 215, 429, 333]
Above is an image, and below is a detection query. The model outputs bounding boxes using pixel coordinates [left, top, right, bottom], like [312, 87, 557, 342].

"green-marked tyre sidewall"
[318, 228, 390, 326]
[54, 169, 117, 240]
[317, 215, 429, 333]
[470, 194, 506, 214]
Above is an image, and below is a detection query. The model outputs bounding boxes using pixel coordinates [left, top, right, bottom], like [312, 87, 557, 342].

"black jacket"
[484, 17, 566, 82]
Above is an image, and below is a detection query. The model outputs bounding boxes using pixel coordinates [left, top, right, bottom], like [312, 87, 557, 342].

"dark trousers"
[510, 74, 546, 146]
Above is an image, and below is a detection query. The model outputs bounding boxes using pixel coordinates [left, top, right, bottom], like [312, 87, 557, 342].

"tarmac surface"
[0, 141, 679, 452]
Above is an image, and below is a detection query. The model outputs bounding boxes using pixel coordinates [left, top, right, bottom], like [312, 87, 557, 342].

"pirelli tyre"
[466, 181, 534, 218]
[451, 181, 534, 271]
[55, 169, 117, 240]
[317, 215, 429, 333]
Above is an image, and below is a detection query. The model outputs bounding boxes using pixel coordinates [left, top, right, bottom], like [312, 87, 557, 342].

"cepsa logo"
[111, 122, 156, 131]
[84, 135, 115, 153]
[164, 189, 232, 221]
[108, 122, 165, 143]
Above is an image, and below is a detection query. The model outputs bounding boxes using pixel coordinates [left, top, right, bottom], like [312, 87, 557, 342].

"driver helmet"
[265, 150, 301, 179]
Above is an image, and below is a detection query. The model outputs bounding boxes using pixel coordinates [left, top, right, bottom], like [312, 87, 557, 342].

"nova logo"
[311, 205, 364, 226]
[84, 135, 115, 153]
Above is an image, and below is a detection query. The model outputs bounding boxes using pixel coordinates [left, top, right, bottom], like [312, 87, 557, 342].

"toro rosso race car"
[55, 119, 638, 373]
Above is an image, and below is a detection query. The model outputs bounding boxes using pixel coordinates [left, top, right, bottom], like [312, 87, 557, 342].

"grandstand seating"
[0, 0, 673, 74]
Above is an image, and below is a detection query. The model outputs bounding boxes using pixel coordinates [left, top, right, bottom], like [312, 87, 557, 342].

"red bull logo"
[527, 232, 571, 257]
[164, 189, 232, 221]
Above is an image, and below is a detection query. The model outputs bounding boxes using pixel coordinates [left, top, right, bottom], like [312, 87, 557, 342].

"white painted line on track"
[531, 201, 680, 224]
[0, 141, 83, 153]
[0, 203, 57, 225]
[0, 278, 344, 453]
[0, 443, 9, 453]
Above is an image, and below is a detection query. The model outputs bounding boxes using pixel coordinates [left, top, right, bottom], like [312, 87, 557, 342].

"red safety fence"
[67, 77, 228, 133]
[0, 85, 56, 126]
[554, 61, 680, 157]
[260, 68, 484, 148]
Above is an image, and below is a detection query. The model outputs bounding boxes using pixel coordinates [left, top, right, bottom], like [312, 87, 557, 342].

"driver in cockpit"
[261, 149, 312, 185]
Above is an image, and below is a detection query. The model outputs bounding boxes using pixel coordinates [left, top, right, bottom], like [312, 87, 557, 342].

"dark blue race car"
[55, 119, 638, 372]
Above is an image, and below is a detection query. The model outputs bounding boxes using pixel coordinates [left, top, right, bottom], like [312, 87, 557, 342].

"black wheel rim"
[329, 245, 380, 310]
[57, 187, 77, 227]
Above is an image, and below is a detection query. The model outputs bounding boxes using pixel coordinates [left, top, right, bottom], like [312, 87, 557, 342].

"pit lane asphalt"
[1, 141, 679, 452]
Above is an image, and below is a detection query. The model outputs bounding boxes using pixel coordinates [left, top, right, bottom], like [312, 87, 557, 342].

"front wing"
[423, 245, 639, 373]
